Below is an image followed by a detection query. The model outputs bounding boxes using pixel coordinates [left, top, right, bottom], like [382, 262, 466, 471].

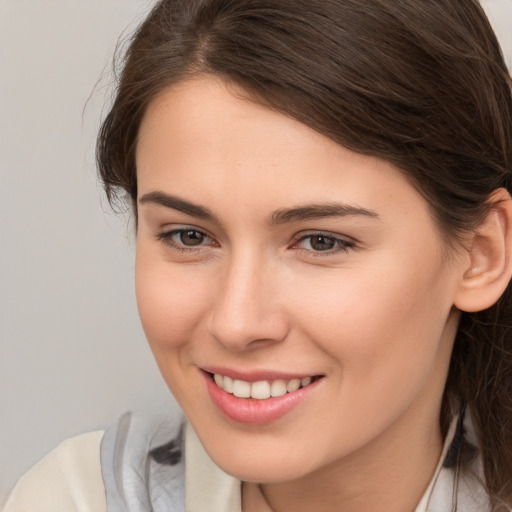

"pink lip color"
[203, 372, 321, 425]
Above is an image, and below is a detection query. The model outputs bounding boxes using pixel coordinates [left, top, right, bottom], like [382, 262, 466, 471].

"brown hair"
[97, 0, 512, 507]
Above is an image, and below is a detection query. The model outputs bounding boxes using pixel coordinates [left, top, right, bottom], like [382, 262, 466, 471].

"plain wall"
[0, 0, 511, 503]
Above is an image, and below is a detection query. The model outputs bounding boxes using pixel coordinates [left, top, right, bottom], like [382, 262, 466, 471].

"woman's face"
[135, 76, 465, 483]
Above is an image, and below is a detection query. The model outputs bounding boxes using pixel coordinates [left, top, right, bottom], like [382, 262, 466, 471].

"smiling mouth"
[209, 373, 322, 400]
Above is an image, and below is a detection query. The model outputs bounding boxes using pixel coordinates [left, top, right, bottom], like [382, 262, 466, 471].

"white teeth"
[223, 376, 234, 393]
[286, 379, 301, 392]
[251, 380, 271, 399]
[233, 379, 251, 398]
[270, 379, 287, 397]
[301, 376, 312, 387]
[212, 373, 316, 400]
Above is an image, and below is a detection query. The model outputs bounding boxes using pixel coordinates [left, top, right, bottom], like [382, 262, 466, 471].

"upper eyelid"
[292, 230, 357, 243]
[159, 225, 213, 239]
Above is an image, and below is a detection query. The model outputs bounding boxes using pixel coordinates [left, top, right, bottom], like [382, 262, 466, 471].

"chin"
[218, 455, 313, 484]
[198, 430, 319, 483]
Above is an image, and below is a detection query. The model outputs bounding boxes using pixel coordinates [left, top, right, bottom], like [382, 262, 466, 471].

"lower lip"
[203, 373, 321, 425]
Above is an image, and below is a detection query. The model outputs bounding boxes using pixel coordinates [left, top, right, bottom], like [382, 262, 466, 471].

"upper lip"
[201, 366, 321, 382]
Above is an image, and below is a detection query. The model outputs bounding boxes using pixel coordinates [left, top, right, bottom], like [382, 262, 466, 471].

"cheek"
[135, 252, 211, 353]
[291, 252, 456, 396]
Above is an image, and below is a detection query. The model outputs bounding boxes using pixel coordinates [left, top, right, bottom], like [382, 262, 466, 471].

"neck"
[243, 407, 444, 512]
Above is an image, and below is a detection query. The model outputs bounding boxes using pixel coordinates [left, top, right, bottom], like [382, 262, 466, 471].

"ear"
[454, 188, 512, 313]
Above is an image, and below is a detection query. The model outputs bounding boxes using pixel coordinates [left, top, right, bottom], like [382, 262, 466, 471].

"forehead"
[135, 76, 433, 228]
[136, 75, 340, 178]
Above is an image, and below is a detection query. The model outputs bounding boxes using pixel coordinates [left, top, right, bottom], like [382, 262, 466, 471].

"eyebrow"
[139, 191, 214, 220]
[139, 191, 379, 225]
[270, 203, 380, 224]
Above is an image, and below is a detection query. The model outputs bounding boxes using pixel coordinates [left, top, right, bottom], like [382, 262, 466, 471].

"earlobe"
[454, 188, 512, 313]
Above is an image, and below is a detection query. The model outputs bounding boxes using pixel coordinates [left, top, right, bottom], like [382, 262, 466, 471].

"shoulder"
[4, 411, 188, 512]
[4, 431, 106, 512]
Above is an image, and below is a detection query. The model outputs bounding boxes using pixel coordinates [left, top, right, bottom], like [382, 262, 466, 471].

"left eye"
[295, 234, 353, 252]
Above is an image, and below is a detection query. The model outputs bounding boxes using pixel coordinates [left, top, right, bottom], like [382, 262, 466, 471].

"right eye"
[173, 229, 206, 246]
[157, 227, 215, 251]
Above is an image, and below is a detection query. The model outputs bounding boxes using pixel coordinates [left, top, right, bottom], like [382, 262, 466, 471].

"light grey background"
[0, 0, 175, 502]
[0, 0, 511, 503]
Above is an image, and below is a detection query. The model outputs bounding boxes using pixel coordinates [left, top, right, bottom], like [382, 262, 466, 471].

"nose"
[208, 251, 290, 351]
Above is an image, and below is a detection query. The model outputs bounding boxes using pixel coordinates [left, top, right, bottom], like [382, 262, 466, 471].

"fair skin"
[134, 75, 510, 512]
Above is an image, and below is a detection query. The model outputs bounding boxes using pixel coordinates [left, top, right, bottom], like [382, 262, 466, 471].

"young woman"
[6, 1, 512, 511]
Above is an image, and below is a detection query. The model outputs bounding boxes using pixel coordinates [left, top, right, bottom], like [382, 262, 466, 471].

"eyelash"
[156, 227, 215, 253]
[291, 232, 356, 256]
[156, 228, 356, 256]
